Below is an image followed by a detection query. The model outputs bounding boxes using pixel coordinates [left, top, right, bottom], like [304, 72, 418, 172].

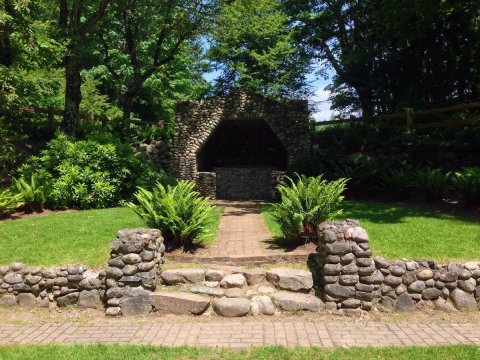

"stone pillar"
[315, 220, 379, 313]
[197, 172, 216, 198]
[105, 228, 165, 316]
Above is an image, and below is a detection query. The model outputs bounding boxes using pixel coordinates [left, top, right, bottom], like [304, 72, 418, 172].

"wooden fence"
[314, 101, 480, 130]
[12, 105, 158, 126]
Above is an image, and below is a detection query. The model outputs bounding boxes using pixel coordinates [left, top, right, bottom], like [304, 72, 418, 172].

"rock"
[450, 289, 477, 310]
[225, 288, 243, 298]
[422, 288, 442, 300]
[458, 280, 476, 293]
[205, 269, 224, 282]
[342, 299, 361, 308]
[138, 261, 156, 272]
[10, 263, 25, 271]
[458, 269, 472, 280]
[190, 286, 225, 298]
[79, 278, 101, 290]
[339, 275, 359, 286]
[119, 287, 152, 315]
[160, 269, 205, 285]
[402, 272, 416, 285]
[106, 267, 123, 279]
[105, 307, 121, 316]
[417, 269, 433, 280]
[212, 298, 250, 317]
[325, 284, 355, 298]
[351, 227, 369, 242]
[390, 266, 406, 276]
[152, 291, 210, 315]
[356, 258, 372, 267]
[325, 242, 352, 255]
[356, 283, 374, 292]
[438, 271, 458, 283]
[220, 274, 246, 288]
[251, 295, 275, 316]
[122, 265, 138, 276]
[0, 294, 17, 306]
[242, 269, 266, 285]
[24, 275, 41, 285]
[341, 263, 358, 274]
[17, 293, 36, 307]
[0, 266, 9, 275]
[323, 264, 342, 275]
[408, 281, 426, 293]
[56, 292, 79, 307]
[3, 273, 23, 284]
[78, 290, 102, 309]
[396, 293, 415, 311]
[257, 286, 276, 295]
[434, 298, 455, 313]
[266, 268, 313, 292]
[203, 281, 219, 288]
[122, 254, 142, 264]
[406, 261, 419, 271]
[374, 256, 390, 268]
[384, 275, 402, 287]
[464, 261, 479, 271]
[271, 291, 323, 312]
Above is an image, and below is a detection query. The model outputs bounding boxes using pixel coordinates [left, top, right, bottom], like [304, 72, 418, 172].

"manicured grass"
[0, 206, 223, 267]
[0, 345, 478, 360]
[262, 200, 480, 262]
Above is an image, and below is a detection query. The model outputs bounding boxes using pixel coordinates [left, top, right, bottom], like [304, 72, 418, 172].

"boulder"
[56, 292, 79, 307]
[152, 291, 210, 315]
[395, 293, 415, 312]
[190, 286, 225, 298]
[225, 288, 244, 298]
[422, 288, 442, 300]
[160, 269, 205, 285]
[242, 269, 266, 285]
[434, 298, 456, 313]
[205, 269, 224, 282]
[220, 274, 246, 288]
[266, 268, 313, 292]
[212, 298, 250, 317]
[119, 287, 152, 315]
[324, 284, 355, 298]
[78, 290, 102, 309]
[17, 293, 36, 307]
[0, 294, 17, 306]
[416, 269, 433, 280]
[250, 295, 275, 316]
[450, 289, 477, 310]
[3, 273, 23, 284]
[272, 291, 323, 312]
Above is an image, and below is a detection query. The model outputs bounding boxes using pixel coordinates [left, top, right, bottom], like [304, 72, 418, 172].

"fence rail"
[314, 101, 480, 130]
[12, 105, 158, 125]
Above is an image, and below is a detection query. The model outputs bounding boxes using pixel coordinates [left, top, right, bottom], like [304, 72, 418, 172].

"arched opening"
[197, 119, 288, 199]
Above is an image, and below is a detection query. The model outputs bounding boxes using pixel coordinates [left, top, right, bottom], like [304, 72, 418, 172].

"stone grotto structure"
[136, 91, 311, 200]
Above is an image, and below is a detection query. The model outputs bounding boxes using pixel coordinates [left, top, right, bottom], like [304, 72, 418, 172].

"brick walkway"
[0, 321, 479, 347]
[207, 200, 277, 257]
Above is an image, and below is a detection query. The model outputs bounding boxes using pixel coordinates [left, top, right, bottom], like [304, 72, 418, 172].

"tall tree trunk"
[357, 87, 374, 116]
[61, 42, 82, 136]
[0, 34, 13, 66]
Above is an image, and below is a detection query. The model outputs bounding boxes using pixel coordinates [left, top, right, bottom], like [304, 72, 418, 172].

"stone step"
[152, 291, 210, 315]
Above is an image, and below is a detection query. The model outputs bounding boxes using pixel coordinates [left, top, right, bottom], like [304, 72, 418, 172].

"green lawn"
[262, 200, 480, 262]
[0, 345, 478, 360]
[0, 206, 222, 267]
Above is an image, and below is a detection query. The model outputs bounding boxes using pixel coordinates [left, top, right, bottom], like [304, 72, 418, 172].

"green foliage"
[128, 181, 215, 250]
[18, 133, 162, 210]
[0, 188, 22, 216]
[209, 0, 309, 97]
[414, 168, 451, 203]
[271, 174, 347, 242]
[12, 173, 51, 212]
[377, 168, 413, 200]
[452, 167, 480, 207]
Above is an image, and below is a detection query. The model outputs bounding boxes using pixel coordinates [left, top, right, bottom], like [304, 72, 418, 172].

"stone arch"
[171, 91, 311, 198]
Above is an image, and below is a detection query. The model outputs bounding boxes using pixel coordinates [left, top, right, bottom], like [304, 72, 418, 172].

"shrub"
[376, 167, 413, 200]
[271, 174, 347, 242]
[12, 173, 52, 212]
[18, 133, 163, 209]
[332, 155, 379, 198]
[0, 189, 23, 216]
[128, 181, 215, 250]
[413, 168, 451, 203]
[452, 167, 480, 207]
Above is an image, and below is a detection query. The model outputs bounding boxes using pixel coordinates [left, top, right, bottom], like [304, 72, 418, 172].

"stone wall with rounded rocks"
[0, 263, 104, 309]
[153, 264, 323, 317]
[105, 228, 165, 316]
[314, 220, 480, 314]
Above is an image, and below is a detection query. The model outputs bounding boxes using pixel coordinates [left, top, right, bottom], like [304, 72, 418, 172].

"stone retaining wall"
[315, 220, 480, 313]
[0, 263, 104, 309]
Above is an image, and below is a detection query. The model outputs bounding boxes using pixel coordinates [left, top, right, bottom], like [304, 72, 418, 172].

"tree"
[58, 0, 111, 135]
[208, 0, 310, 98]
[97, 0, 217, 126]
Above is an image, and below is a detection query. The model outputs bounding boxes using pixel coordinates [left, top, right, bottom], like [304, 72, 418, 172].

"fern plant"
[0, 189, 23, 216]
[452, 167, 480, 207]
[12, 174, 52, 212]
[376, 168, 413, 200]
[272, 174, 347, 243]
[128, 180, 215, 250]
[414, 168, 451, 203]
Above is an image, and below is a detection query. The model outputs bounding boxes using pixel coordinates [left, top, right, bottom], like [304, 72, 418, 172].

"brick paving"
[0, 321, 479, 347]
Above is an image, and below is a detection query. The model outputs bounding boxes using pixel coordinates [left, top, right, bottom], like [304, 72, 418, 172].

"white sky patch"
[311, 88, 336, 121]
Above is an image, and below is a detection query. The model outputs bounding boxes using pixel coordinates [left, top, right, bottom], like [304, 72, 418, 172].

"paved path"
[1, 321, 479, 348]
[207, 201, 277, 257]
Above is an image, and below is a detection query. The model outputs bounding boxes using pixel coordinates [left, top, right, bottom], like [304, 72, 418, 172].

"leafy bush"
[271, 174, 347, 242]
[332, 155, 379, 198]
[12, 174, 52, 212]
[414, 168, 451, 203]
[0, 189, 23, 216]
[376, 168, 413, 200]
[128, 181, 215, 250]
[18, 133, 163, 209]
[452, 167, 480, 207]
